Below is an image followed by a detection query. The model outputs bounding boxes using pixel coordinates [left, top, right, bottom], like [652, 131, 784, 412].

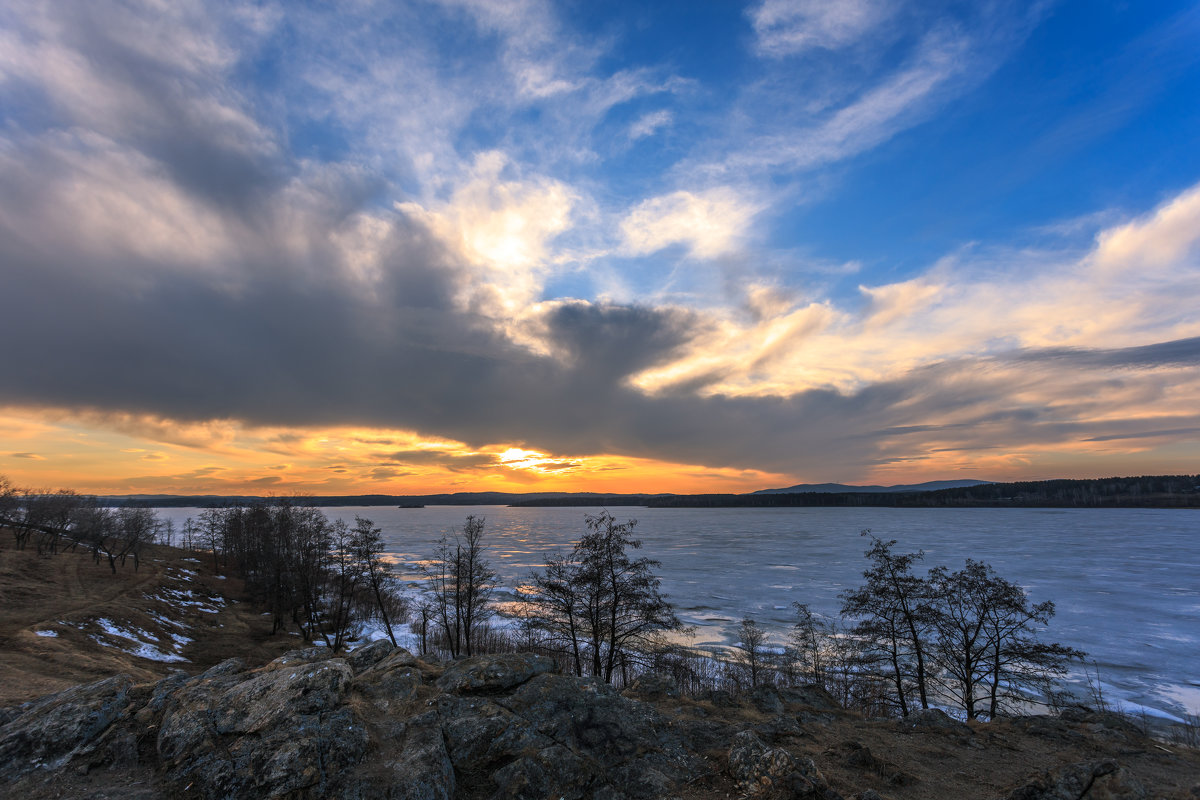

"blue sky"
[0, 0, 1198, 493]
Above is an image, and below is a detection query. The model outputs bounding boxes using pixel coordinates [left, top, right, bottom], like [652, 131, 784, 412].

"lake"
[154, 505, 1199, 719]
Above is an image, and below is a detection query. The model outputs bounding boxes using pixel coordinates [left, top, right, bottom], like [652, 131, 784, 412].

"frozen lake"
[155, 505, 1199, 719]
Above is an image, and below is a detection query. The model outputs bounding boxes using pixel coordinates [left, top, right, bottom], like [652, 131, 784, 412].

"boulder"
[0, 674, 133, 781]
[380, 711, 455, 800]
[438, 694, 546, 772]
[1004, 760, 1147, 800]
[750, 685, 786, 714]
[900, 708, 973, 736]
[827, 740, 913, 787]
[157, 657, 367, 798]
[622, 672, 681, 701]
[435, 652, 556, 694]
[348, 638, 396, 673]
[261, 646, 333, 671]
[779, 685, 842, 712]
[490, 744, 597, 800]
[354, 647, 423, 712]
[729, 730, 797, 796]
[729, 730, 838, 799]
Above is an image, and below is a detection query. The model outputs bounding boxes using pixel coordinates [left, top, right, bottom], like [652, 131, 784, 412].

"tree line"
[642, 474, 1200, 508]
[1, 475, 171, 571]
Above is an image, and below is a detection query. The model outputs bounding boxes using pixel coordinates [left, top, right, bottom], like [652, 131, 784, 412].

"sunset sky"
[1, 0, 1198, 496]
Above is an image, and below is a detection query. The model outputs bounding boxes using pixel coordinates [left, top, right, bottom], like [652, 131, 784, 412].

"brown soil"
[658, 698, 1200, 799]
[0, 534, 296, 708]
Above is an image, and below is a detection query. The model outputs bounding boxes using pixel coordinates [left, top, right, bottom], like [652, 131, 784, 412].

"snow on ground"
[149, 585, 227, 613]
[92, 617, 189, 663]
[35, 629, 58, 637]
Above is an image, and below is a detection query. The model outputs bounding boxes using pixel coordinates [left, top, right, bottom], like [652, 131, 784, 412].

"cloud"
[629, 110, 674, 141]
[749, 0, 894, 57]
[397, 152, 577, 317]
[620, 187, 761, 259]
[7, 452, 43, 460]
[0, 0, 1194, 486]
[1092, 182, 1200, 274]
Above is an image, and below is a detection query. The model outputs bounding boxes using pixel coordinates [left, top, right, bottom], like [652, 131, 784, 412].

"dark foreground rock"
[1003, 760, 1147, 800]
[0, 645, 1181, 800]
[0, 646, 760, 798]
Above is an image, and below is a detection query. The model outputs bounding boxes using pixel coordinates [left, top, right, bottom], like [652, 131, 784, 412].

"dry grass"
[0, 534, 297, 708]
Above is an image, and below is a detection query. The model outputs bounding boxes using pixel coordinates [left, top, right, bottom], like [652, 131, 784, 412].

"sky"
[1, 0, 1198, 496]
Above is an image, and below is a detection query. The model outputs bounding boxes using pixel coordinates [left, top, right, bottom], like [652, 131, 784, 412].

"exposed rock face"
[3, 645, 827, 799]
[1004, 760, 1147, 800]
[1, 645, 1166, 800]
[729, 729, 842, 799]
[156, 653, 368, 798]
[0, 674, 133, 778]
[435, 651, 555, 694]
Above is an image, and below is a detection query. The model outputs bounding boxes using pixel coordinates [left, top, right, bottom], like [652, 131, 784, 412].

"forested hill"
[98, 475, 1200, 509]
[636, 475, 1200, 508]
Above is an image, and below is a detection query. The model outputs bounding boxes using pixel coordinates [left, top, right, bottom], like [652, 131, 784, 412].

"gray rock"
[438, 694, 546, 772]
[728, 730, 798, 796]
[622, 672, 681, 701]
[382, 711, 455, 800]
[1004, 760, 1147, 800]
[157, 657, 367, 798]
[0, 674, 134, 780]
[355, 664, 422, 712]
[261, 646, 334, 671]
[436, 652, 556, 694]
[729, 730, 838, 799]
[348, 638, 396, 673]
[900, 708, 973, 736]
[750, 685, 785, 714]
[491, 744, 596, 800]
[779, 685, 842, 712]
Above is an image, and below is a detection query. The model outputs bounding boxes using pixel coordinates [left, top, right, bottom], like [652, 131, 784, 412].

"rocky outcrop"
[1003, 760, 1147, 800]
[0, 674, 134, 778]
[156, 653, 367, 798]
[0, 645, 853, 799]
[1, 644, 1167, 800]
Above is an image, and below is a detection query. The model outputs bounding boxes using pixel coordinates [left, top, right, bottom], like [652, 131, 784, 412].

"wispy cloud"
[749, 0, 894, 57]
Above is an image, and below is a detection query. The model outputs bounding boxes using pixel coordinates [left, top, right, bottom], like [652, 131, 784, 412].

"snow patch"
[91, 618, 189, 663]
[35, 629, 58, 637]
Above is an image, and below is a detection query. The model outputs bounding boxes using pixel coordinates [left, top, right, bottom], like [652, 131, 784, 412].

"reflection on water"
[153, 505, 1199, 718]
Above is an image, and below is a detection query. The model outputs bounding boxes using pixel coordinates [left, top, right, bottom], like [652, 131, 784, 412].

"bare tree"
[840, 532, 934, 716]
[425, 515, 496, 658]
[0, 476, 20, 538]
[734, 616, 770, 688]
[787, 602, 833, 686]
[528, 511, 682, 682]
[351, 515, 404, 647]
[927, 559, 1081, 720]
[529, 552, 588, 675]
